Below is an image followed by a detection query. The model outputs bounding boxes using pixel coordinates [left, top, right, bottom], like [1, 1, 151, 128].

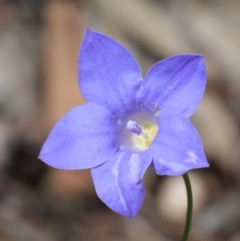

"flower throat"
[120, 111, 158, 152]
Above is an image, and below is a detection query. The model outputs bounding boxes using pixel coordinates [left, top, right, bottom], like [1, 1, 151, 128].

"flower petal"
[137, 54, 206, 117]
[78, 29, 141, 116]
[150, 114, 209, 176]
[39, 103, 117, 170]
[91, 150, 152, 218]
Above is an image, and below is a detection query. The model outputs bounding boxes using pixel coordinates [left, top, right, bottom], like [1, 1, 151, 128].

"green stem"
[181, 173, 193, 241]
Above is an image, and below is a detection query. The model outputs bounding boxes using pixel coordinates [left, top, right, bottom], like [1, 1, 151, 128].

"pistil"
[126, 120, 142, 135]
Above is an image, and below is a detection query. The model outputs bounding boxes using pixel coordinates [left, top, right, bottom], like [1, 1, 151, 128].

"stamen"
[126, 120, 142, 135]
[133, 122, 158, 151]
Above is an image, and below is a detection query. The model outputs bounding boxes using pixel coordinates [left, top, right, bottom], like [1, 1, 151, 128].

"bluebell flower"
[39, 29, 209, 218]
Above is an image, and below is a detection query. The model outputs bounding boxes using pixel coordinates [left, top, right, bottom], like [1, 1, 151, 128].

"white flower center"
[120, 111, 158, 152]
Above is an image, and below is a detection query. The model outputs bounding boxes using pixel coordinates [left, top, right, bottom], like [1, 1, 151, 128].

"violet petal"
[150, 114, 209, 176]
[137, 54, 206, 117]
[39, 103, 117, 169]
[78, 29, 141, 116]
[91, 150, 152, 218]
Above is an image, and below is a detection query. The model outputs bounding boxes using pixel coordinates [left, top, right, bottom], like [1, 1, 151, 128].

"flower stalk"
[181, 173, 193, 241]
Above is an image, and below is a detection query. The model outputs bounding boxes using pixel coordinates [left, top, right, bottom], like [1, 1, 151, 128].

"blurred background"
[0, 0, 240, 240]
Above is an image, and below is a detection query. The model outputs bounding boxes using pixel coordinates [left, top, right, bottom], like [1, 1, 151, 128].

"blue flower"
[39, 29, 209, 218]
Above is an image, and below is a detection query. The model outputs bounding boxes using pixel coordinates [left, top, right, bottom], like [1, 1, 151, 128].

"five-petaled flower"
[39, 29, 209, 218]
